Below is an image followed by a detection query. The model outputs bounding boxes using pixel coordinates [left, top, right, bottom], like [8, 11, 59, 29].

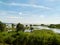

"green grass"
[0, 29, 60, 45]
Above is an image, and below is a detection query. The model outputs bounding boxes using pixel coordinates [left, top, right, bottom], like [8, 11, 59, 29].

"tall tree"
[16, 23, 25, 32]
[0, 21, 6, 32]
[25, 25, 29, 29]
[30, 24, 33, 32]
[12, 23, 15, 31]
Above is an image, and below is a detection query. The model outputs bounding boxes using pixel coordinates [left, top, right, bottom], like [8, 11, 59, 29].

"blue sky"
[0, 0, 60, 24]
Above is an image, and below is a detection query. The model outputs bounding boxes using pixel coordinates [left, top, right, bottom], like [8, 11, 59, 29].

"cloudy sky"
[0, 0, 60, 24]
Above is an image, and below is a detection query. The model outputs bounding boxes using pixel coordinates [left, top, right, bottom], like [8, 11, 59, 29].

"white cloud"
[19, 12, 23, 15]
[0, 10, 18, 16]
[6, 16, 23, 19]
[29, 14, 45, 19]
[0, 11, 23, 19]
[0, 1, 51, 9]
[7, 16, 18, 19]
[0, 11, 7, 15]
[0, 10, 60, 24]
[39, 15, 45, 18]
[9, 3, 51, 9]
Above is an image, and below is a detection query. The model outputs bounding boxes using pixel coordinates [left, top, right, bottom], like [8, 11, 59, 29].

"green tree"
[12, 24, 15, 31]
[30, 24, 33, 32]
[0, 21, 6, 32]
[41, 24, 44, 26]
[25, 25, 29, 29]
[16, 23, 25, 32]
[26, 25, 28, 27]
[48, 24, 55, 28]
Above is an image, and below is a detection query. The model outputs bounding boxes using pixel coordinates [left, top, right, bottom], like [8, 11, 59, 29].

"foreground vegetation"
[0, 29, 60, 45]
[0, 21, 60, 45]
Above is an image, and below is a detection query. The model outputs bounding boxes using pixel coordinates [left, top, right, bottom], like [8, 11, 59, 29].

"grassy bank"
[0, 29, 60, 45]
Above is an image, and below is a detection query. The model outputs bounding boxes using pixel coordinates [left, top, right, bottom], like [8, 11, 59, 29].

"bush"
[16, 23, 25, 32]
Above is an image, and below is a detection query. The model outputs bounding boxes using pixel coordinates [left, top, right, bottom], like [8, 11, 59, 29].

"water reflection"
[25, 26, 60, 33]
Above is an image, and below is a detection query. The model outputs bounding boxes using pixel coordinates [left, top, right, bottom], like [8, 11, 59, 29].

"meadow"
[0, 29, 60, 45]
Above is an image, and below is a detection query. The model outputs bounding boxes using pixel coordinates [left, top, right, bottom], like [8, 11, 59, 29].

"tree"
[41, 24, 44, 26]
[48, 24, 55, 28]
[25, 25, 29, 29]
[26, 25, 28, 27]
[0, 21, 6, 32]
[30, 24, 33, 32]
[12, 24, 15, 31]
[16, 23, 25, 32]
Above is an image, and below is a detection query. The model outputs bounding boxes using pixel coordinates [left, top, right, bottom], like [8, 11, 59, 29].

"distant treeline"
[40, 24, 60, 29]
[48, 24, 60, 29]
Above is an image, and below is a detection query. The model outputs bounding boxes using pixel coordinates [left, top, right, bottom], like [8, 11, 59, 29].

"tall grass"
[0, 29, 60, 45]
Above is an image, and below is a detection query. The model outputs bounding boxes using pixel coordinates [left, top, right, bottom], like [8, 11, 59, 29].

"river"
[24, 26, 60, 33]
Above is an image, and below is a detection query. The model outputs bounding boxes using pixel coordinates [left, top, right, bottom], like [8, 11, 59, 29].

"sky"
[0, 0, 60, 24]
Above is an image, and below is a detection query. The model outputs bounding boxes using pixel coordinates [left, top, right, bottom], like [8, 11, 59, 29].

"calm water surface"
[25, 26, 60, 33]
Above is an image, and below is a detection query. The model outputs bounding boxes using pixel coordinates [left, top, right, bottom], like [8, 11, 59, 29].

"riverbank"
[0, 29, 60, 45]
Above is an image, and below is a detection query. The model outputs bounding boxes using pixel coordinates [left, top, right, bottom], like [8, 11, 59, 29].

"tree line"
[48, 24, 60, 29]
[0, 21, 34, 32]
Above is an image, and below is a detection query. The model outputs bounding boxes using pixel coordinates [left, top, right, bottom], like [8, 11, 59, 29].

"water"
[24, 30, 31, 32]
[24, 26, 60, 33]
